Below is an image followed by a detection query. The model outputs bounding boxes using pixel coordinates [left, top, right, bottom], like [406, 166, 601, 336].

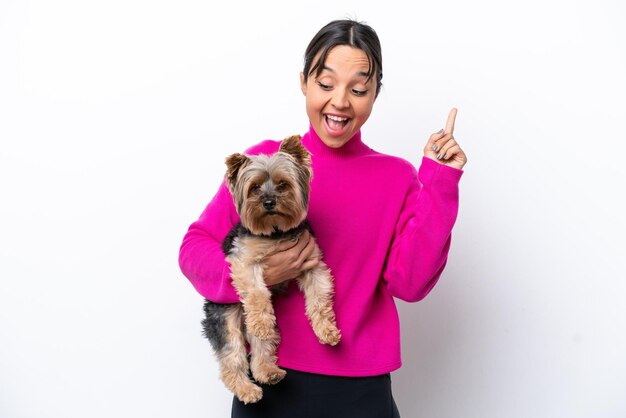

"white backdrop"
[1, 0, 625, 417]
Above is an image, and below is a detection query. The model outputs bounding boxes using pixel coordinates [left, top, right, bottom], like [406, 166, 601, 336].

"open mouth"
[324, 114, 350, 133]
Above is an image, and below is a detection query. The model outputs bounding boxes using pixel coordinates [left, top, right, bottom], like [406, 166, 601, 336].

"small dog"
[202, 135, 341, 404]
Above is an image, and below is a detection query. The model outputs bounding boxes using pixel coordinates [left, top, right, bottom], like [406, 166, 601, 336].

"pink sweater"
[179, 124, 463, 376]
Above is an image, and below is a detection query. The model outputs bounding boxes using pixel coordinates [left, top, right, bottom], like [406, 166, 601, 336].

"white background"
[1, 0, 625, 417]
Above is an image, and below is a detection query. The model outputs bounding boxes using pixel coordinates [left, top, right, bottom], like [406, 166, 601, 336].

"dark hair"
[303, 19, 383, 96]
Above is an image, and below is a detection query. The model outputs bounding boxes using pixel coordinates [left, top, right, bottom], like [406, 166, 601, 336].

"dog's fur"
[201, 135, 341, 404]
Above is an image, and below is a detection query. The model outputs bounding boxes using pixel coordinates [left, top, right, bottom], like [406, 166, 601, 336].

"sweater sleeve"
[178, 179, 241, 303]
[382, 156, 464, 302]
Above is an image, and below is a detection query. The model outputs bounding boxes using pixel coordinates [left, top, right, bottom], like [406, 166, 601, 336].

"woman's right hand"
[424, 108, 467, 170]
[262, 230, 319, 286]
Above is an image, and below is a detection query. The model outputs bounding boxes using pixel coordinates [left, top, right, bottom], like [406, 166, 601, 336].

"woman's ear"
[300, 72, 307, 96]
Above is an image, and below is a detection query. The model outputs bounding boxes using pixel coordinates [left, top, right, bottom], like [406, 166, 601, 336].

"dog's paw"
[253, 366, 286, 385]
[317, 324, 341, 346]
[236, 384, 263, 404]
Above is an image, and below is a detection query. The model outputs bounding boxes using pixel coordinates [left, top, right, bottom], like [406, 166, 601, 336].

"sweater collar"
[301, 123, 370, 159]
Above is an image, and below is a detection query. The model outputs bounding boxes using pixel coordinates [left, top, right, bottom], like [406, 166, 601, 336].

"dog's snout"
[263, 198, 276, 211]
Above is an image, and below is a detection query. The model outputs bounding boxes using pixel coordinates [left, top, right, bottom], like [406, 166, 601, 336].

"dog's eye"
[249, 184, 261, 192]
[276, 181, 289, 191]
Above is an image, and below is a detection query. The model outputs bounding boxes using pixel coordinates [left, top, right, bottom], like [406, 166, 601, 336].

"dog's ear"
[279, 135, 311, 166]
[224, 153, 250, 193]
[280, 135, 313, 193]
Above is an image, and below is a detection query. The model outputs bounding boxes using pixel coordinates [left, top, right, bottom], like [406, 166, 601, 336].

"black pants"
[231, 368, 401, 418]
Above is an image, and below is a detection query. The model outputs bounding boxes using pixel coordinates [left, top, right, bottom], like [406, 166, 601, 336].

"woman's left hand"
[424, 108, 467, 170]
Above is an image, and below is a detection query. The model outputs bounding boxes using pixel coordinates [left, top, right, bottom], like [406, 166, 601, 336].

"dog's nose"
[263, 198, 276, 211]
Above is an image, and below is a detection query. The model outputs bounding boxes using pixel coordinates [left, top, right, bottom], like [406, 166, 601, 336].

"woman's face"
[300, 45, 377, 148]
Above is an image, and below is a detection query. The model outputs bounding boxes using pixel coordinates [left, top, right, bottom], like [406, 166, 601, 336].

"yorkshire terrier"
[201, 135, 341, 404]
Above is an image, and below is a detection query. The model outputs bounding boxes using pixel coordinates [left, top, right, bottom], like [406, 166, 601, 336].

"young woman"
[179, 19, 467, 418]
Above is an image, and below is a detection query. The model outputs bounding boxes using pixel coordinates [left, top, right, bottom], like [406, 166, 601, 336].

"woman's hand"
[424, 108, 467, 170]
[262, 230, 319, 286]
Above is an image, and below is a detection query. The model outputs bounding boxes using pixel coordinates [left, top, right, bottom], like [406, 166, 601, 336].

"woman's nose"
[331, 88, 350, 109]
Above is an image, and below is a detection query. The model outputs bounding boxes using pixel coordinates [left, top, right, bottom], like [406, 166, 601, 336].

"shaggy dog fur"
[201, 135, 341, 404]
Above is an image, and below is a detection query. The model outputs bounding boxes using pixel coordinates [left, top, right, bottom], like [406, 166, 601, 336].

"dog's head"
[225, 135, 313, 235]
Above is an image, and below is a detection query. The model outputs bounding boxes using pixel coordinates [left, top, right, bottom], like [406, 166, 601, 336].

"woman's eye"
[317, 81, 331, 90]
[352, 89, 368, 96]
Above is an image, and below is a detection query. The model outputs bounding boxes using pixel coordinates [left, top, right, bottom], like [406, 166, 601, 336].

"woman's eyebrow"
[321, 65, 370, 79]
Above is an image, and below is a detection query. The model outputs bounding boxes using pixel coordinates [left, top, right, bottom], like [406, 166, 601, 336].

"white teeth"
[326, 115, 348, 122]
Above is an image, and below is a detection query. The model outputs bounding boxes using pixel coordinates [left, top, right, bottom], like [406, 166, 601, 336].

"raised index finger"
[445, 108, 457, 134]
